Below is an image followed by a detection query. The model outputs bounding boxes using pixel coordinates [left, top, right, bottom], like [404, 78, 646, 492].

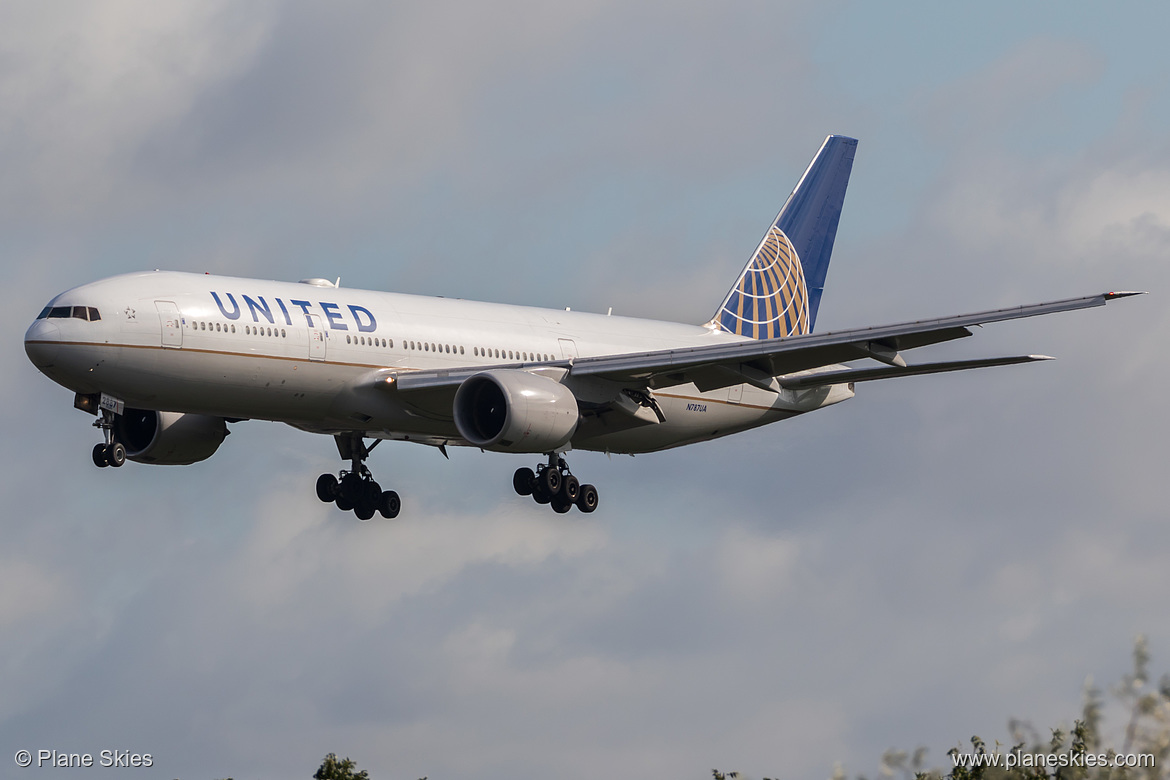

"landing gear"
[513, 454, 598, 514]
[315, 433, 402, 520]
[107, 441, 126, 467]
[91, 411, 126, 468]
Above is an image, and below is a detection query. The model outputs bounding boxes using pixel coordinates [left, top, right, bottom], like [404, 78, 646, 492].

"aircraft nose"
[24, 320, 61, 369]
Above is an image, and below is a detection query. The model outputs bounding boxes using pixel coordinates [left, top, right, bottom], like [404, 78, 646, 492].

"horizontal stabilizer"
[777, 355, 1053, 390]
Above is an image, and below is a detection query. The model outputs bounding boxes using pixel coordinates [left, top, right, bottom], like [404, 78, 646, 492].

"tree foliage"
[308, 752, 426, 780]
[717, 637, 1169, 780]
[313, 753, 370, 780]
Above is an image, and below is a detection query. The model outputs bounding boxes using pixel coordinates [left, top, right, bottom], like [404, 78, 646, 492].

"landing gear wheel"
[513, 467, 535, 496]
[335, 478, 356, 511]
[338, 473, 363, 502]
[561, 474, 580, 503]
[106, 441, 126, 468]
[92, 443, 109, 468]
[551, 494, 573, 514]
[576, 484, 599, 513]
[316, 473, 339, 503]
[365, 481, 382, 507]
[353, 481, 378, 521]
[379, 490, 401, 519]
[532, 485, 551, 504]
[543, 467, 562, 496]
[323, 434, 404, 519]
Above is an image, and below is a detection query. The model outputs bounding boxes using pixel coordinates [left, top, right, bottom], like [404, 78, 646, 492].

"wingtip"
[1104, 290, 1147, 300]
[1029, 354, 1056, 361]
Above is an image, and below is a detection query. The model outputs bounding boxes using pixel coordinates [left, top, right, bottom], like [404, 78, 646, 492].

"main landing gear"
[513, 454, 599, 514]
[91, 409, 126, 468]
[315, 434, 401, 521]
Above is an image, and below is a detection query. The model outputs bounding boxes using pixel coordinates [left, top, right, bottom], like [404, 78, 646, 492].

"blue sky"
[3, 2, 1168, 779]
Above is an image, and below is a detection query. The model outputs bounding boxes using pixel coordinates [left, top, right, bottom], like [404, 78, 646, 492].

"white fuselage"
[24, 271, 853, 454]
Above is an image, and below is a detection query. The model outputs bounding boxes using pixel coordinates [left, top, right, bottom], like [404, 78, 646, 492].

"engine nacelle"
[453, 370, 579, 453]
[112, 409, 228, 465]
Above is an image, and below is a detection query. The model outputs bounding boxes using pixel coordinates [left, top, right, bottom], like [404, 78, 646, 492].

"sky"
[2, 2, 1168, 778]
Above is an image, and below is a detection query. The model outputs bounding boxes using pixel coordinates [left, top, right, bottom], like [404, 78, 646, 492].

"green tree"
[727, 638, 1169, 780]
[313, 753, 370, 780]
[867, 636, 1169, 780]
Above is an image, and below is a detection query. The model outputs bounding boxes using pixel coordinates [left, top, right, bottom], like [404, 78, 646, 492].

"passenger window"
[281, 329, 286, 337]
[459, 346, 464, 355]
[230, 324, 235, 333]
[200, 322, 206, 330]
[216, 322, 221, 331]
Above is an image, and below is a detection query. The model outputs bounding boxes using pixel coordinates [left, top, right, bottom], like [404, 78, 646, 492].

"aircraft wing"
[567, 291, 1141, 390]
[387, 291, 1140, 398]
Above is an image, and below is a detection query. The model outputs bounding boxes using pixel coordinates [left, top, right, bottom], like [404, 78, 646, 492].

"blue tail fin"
[710, 135, 857, 338]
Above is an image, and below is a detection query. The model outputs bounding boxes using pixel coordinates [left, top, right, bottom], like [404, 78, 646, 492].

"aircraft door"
[307, 314, 326, 361]
[558, 338, 578, 360]
[156, 301, 183, 348]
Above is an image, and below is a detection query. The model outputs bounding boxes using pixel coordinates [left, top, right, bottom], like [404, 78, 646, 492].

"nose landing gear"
[315, 434, 401, 520]
[514, 454, 598, 514]
[91, 410, 126, 468]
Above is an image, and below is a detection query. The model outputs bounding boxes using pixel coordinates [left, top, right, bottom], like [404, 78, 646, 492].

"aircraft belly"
[573, 383, 797, 454]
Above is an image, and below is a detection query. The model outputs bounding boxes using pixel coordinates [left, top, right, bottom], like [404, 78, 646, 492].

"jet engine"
[112, 409, 229, 465]
[453, 370, 579, 453]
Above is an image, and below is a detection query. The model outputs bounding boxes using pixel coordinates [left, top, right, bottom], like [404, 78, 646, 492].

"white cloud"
[0, 0, 276, 220]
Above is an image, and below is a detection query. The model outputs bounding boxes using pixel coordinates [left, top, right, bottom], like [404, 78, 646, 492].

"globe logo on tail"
[716, 226, 810, 339]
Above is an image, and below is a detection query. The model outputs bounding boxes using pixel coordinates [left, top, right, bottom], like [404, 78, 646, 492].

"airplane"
[24, 135, 1141, 520]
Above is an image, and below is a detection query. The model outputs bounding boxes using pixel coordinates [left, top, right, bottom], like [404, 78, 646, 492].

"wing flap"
[778, 355, 1054, 390]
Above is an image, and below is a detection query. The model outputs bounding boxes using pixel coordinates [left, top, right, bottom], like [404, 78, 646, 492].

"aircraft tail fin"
[710, 134, 857, 338]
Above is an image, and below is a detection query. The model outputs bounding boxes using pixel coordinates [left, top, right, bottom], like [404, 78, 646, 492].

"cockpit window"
[39, 305, 100, 321]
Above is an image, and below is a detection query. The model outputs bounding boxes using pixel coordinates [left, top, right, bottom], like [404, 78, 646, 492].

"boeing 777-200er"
[25, 136, 1141, 519]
